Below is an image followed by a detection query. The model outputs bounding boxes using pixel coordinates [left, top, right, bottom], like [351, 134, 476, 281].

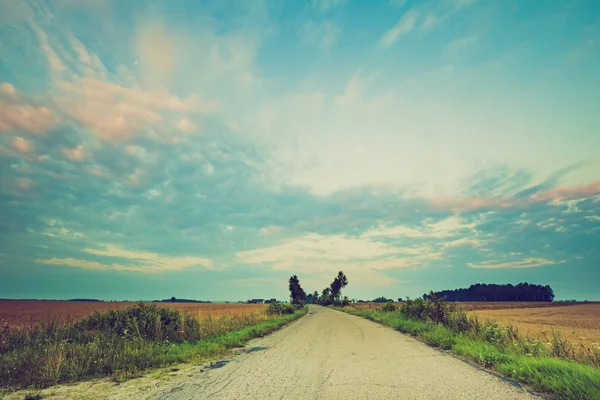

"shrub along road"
[155, 306, 537, 400]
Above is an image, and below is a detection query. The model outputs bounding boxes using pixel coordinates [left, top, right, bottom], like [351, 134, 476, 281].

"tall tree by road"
[311, 291, 320, 304]
[330, 271, 348, 305]
[288, 275, 306, 306]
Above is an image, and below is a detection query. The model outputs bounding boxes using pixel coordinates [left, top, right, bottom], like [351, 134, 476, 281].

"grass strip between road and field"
[0, 305, 306, 393]
[335, 306, 600, 400]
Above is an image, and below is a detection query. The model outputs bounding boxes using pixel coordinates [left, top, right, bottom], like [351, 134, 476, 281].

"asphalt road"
[155, 306, 536, 400]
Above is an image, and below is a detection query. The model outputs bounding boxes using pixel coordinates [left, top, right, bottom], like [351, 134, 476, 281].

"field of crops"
[349, 301, 600, 354]
[0, 300, 267, 328]
[469, 304, 600, 353]
[350, 301, 583, 312]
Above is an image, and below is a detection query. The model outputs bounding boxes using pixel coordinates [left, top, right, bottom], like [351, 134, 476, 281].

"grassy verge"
[335, 306, 600, 399]
[0, 304, 306, 393]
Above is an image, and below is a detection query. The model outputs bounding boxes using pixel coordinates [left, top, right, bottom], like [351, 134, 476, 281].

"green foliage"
[320, 288, 333, 306]
[400, 292, 456, 325]
[75, 303, 200, 343]
[288, 275, 306, 306]
[310, 291, 320, 304]
[330, 271, 348, 302]
[380, 302, 397, 312]
[371, 297, 392, 303]
[266, 303, 295, 315]
[319, 271, 348, 306]
[421, 325, 456, 350]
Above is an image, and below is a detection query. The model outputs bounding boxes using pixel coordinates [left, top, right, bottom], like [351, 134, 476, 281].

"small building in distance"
[247, 299, 265, 304]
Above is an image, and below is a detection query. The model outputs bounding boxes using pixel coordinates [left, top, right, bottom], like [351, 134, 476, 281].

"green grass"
[336, 307, 600, 399]
[0, 305, 306, 392]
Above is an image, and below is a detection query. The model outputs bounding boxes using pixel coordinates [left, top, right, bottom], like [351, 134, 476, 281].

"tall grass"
[0, 303, 306, 391]
[338, 295, 600, 399]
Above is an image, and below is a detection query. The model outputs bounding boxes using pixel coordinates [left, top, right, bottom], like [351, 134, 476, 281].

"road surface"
[155, 306, 536, 400]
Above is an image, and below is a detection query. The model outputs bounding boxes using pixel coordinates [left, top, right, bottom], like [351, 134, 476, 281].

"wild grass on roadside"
[0, 303, 306, 391]
[337, 295, 600, 399]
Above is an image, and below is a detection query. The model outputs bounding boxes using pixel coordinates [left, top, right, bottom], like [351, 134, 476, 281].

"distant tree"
[424, 283, 556, 302]
[305, 292, 314, 304]
[288, 275, 306, 306]
[311, 291, 320, 304]
[330, 271, 348, 305]
[397, 297, 403, 302]
[170, 296, 176, 302]
[320, 287, 333, 306]
[372, 296, 391, 303]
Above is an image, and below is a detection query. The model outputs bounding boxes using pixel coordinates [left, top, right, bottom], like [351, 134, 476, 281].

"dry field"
[349, 301, 600, 353]
[0, 300, 267, 328]
[456, 301, 585, 311]
[350, 301, 585, 312]
[469, 304, 600, 352]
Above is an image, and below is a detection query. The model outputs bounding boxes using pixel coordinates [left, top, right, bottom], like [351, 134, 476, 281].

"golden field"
[0, 300, 267, 328]
[469, 304, 600, 352]
[349, 301, 600, 353]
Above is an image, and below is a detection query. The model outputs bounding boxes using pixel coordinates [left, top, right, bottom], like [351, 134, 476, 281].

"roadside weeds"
[0, 306, 307, 398]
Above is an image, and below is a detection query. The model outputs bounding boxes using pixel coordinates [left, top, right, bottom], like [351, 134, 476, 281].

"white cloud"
[0, 98, 57, 134]
[0, 82, 16, 95]
[379, 10, 419, 47]
[11, 136, 33, 154]
[175, 118, 196, 133]
[259, 225, 283, 236]
[422, 13, 438, 30]
[467, 257, 564, 269]
[37, 244, 214, 273]
[364, 215, 476, 239]
[235, 227, 444, 286]
[62, 144, 85, 161]
[442, 237, 483, 248]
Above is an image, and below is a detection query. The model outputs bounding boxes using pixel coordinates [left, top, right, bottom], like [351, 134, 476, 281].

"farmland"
[348, 301, 600, 355]
[0, 300, 267, 328]
[0, 300, 304, 392]
[469, 303, 600, 353]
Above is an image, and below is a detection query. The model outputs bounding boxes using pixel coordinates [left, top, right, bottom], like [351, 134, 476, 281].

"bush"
[75, 303, 200, 343]
[381, 302, 397, 312]
[447, 310, 472, 333]
[266, 303, 295, 315]
[400, 293, 456, 325]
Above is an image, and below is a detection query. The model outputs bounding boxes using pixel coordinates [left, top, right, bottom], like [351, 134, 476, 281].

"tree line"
[424, 283, 555, 302]
[288, 271, 349, 306]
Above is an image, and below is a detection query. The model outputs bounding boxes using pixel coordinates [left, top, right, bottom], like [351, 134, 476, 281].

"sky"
[1, 0, 599, 302]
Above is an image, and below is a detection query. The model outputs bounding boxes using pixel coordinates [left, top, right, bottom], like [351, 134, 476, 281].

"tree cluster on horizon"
[287, 271, 349, 307]
[424, 283, 555, 302]
[313, 271, 348, 306]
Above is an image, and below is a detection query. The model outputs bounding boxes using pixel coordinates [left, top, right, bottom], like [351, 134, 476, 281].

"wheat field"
[0, 300, 267, 328]
[469, 304, 600, 352]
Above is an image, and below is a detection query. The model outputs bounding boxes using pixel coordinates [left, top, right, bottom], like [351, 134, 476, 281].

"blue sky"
[1, 0, 599, 302]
